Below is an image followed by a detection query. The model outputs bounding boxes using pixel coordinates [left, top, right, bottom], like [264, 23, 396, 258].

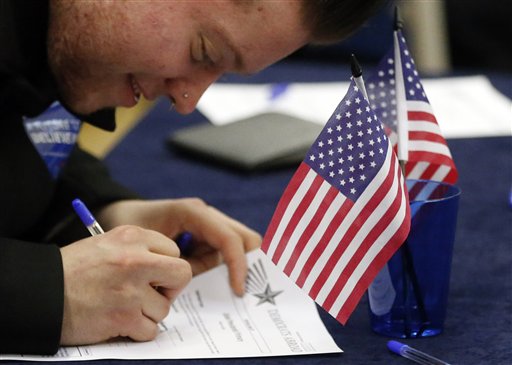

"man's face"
[48, 0, 309, 115]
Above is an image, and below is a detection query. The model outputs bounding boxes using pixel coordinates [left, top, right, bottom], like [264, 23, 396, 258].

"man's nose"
[165, 70, 222, 115]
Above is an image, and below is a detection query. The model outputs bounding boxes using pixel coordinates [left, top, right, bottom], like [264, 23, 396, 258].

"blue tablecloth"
[8, 62, 511, 365]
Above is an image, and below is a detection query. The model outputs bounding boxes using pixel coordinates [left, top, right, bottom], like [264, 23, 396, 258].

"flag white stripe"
[288, 193, 346, 282]
[265, 170, 317, 259]
[276, 180, 331, 267]
[409, 140, 452, 156]
[313, 144, 397, 303]
[408, 121, 443, 134]
[407, 100, 435, 114]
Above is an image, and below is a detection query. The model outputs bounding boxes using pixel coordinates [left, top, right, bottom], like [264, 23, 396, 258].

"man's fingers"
[127, 315, 159, 342]
[108, 225, 181, 257]
[147, 256, 192, 299]
[141, 285, 172, 324]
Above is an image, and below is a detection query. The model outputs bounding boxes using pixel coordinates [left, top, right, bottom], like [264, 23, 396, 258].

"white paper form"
[1, 250, 341, 361]
[197, 76, 511, 139]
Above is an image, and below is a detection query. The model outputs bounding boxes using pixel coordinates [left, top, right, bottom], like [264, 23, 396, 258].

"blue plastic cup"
[368, 179, 461, 338]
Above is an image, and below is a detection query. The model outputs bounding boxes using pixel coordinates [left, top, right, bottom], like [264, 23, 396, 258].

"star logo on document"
[245, 258, 283, 305]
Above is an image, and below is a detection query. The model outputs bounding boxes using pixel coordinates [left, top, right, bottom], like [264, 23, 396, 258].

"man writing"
[0, 0, 383, 354]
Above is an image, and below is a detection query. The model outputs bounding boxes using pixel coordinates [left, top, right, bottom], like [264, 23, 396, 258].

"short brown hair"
[300, 0, 388, 44]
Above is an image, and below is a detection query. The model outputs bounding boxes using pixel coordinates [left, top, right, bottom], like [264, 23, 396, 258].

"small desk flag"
[262, 80, 411, 324]
[366, 29, 458, 184]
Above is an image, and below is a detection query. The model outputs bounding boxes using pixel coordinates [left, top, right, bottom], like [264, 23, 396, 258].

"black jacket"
[0, 0, 137, 354]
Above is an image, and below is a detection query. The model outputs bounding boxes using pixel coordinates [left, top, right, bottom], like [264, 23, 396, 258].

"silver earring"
[183, 92, 189, 99]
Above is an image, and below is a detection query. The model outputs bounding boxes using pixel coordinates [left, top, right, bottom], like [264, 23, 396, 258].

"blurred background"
[79, 0, 512, 158]
[290, 0, 512, 75]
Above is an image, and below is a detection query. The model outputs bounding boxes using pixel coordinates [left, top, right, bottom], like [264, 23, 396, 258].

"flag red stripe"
[409, 131, 448, 144]
[283, 186, 339, 276]
[271, 173, 324, 264]
[408, 110, 437, 123]
[261, 163, 310, 252]
[442, 168, 458, 184]
[295, 198, 353, 288]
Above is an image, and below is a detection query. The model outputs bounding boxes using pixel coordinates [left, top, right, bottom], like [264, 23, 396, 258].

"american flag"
[366, 29, 458, 184]
[261, 80, 411, 324]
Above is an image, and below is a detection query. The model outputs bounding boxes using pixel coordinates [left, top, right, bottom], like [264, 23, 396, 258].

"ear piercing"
[183, 92, 189, 99]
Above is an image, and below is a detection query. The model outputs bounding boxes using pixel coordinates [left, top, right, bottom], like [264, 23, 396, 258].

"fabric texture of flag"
[366, 29, 458, 184]
[261, 80, 411, 324]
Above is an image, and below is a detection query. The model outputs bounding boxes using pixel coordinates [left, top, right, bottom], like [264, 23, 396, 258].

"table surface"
[7, 62, 512, 364]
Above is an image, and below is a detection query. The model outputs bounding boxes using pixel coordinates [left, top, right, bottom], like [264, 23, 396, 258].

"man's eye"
[200, 35, 215, 67]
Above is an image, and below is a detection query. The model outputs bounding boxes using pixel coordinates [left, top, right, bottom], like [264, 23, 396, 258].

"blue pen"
[72, 198, 193, 253]
[72, 198, 104, 235]
[388, 341, 451, 365]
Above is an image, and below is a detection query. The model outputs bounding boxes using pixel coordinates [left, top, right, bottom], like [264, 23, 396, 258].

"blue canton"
[305, 81, 388, 200]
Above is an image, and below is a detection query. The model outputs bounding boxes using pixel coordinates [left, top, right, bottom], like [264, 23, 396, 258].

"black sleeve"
[36, 146, 141, 245]
[0, 239, 63, 355]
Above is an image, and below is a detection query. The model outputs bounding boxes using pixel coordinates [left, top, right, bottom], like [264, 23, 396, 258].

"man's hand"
[97, 199, 262, 296]
[59, 225, 192, 345]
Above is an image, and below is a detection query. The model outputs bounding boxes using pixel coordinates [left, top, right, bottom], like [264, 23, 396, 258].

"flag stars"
[367, 128, 373, 135]
[379, 148, 384, 154]
[340, 180, 346, 186]
[359, 152, 366, 159]
[356, 120, 363, 127]
[347, 133, 353, 140]
[336, 113, 342, 120]
[349, 177, 355, 184]
[357, 131, 363, 138]
[309, 154, 316, 161]
[327, 127, 333, 134]
[327, 139, 333, 145]
[328, 149, 334, 156]
[329, 171, 335, 178]
[355, 97, 361, 104]
[347, 155, 354, 161]
[348, 144, 354, 151]
[328, 160, 334, 167]
[350, 188, 356, 194]
[345, 111, 352, 118]
[338, 168, 344, 175]
[337, 136, 343, 142]
[319, 163, 325, 169]
[356, 108, 362, 115]
[318, 141, 324, 147]
[359, 163, 365, 170]
[347, 122, 353, 128]
[360, 174, 366, 181]
[357, 141, 364, 148]
[370, 161, 377, 168]
[369, 150, 375, 157]
[319, 152, 324, 159]
[338, 157, 344, 164]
